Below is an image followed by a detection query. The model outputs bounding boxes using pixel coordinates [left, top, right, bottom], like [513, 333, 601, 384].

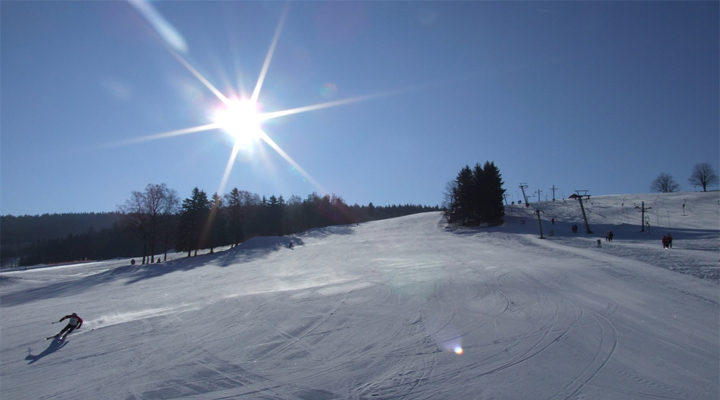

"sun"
[212, 98, 264, 145]
[117, 4, 386, 196]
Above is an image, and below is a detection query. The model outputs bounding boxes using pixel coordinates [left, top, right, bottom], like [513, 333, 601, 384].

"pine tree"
[455, 166, 475, 225]
[176, 188, 210, 257]
[480, 161, 506, 224]
[267, 195, 283, 235]
[446, 162, 506, 226]
[224, 188, 244, 247]
[472, 163, 485, 222]
[207, 193, 225, 253]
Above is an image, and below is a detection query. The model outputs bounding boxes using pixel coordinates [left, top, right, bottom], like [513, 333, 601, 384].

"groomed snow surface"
[1, 191, 718, 400]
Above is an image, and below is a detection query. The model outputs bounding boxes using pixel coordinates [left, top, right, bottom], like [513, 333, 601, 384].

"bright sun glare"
[116, 4, 390, 196]
[213, 98, 263, 145]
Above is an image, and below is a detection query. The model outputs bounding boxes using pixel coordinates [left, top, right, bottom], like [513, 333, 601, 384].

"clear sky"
[2, 1, 718, 216]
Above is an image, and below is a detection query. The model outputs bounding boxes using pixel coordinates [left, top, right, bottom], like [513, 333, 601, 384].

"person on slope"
[55, 312, 83, 339]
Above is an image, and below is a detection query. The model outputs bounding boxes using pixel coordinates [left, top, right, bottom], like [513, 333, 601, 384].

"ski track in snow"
[1, 192, 718, 400]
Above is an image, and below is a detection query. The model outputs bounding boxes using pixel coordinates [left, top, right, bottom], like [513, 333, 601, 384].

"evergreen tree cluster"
[1, 213, 122, 245]
[444, 161, 506, 226]
[172, 188, 437, 259]
[1, 187, 438, 267]
[1, 213, 127, 268]
[6, 226, 141, 267]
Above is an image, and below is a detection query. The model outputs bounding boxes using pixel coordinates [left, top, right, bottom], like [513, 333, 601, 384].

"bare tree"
[651, 173, 680, 193]
[143, 184, 167, 263]
[443, 180, 458, 222]
[688, 163, 719, 192]
[118, 190, 150, 264]
[160, 187, 179, 261]
[118, 183, 177, 264]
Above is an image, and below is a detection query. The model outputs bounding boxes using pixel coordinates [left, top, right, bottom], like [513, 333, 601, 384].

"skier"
[54, 312, 83, 339]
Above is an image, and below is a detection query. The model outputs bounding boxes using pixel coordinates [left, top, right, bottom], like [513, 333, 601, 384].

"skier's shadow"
[26, 337, 67, 364]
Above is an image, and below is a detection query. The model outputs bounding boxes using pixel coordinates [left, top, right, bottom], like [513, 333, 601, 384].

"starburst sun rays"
[109, 3, 391, 196]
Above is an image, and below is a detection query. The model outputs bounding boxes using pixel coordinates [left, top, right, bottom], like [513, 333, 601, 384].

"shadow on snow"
[0, 236, 306, 306]
[25, 337, 68, 364]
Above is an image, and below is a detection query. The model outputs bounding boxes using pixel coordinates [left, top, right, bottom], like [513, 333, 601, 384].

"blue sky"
[2, 1, 718, 216]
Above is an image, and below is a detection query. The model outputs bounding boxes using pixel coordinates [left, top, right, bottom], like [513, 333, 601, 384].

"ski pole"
[51, 321, 61, 324]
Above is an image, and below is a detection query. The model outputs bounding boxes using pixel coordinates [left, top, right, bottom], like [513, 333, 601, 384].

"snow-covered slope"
[498, 191, 719, 281]
[1, 192, 718, 400]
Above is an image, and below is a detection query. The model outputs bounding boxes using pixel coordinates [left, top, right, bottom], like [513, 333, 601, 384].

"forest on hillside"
[1, 188, 438, 268]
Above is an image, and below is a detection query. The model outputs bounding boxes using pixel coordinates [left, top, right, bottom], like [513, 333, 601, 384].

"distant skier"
[667, 234, 673, 248]
[55, 313, 83, 339]
[662, 235, 668, 249]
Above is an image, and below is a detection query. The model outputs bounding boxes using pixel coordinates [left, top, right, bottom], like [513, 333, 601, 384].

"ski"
[45, 328, 89, 340]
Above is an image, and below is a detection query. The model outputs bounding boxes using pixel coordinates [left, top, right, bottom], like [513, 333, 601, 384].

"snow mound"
[0, 275, 21, 286]
[236, 235, 297, 250]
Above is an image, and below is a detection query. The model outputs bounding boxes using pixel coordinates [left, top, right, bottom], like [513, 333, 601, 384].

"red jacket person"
[56, 313, 83, 339]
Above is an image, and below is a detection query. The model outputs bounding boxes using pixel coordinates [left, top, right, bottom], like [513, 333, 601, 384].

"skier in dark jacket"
[56, 313, 83, 339]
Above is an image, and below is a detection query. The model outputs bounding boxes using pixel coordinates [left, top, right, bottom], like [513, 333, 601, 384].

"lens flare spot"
[320, 82, 337, 98]
[454, 346, 464, 355]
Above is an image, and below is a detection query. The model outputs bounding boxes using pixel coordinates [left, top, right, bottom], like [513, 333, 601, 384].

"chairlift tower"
[535, 189, 543, 203]
[519, 183, 529, 205]
[634, 201, 652, 232]
[682, 198, 686, 216]
[569, 190, 593, 234]
[534, 209, 546, 239]
[550, 185, 558, 201]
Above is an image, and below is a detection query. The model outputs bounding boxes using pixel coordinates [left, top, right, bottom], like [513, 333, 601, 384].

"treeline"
[444, 161, 506, 226]
[4, 225, 143, 267]
[2, 185, 438, 267]
[1, 212, 123, 245]
[1, 213, 128, 268]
